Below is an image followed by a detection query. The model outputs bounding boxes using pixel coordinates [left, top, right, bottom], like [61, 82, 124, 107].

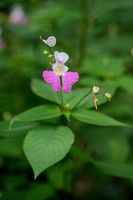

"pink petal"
[62, 72, 79, 93]
[42, 71, 61, 92]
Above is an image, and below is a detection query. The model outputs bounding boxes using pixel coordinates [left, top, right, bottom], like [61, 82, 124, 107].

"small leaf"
[72, 109, 128, 126]
[10, 104, 62, 128]
[23, 126, 75, 178]
[31, 79, 59, 104]
[0, 120, 39, 137]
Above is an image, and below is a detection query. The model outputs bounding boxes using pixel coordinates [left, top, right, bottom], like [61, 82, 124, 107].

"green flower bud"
[44, 50, 49, 55]
[96, 98, 99, 104]
[104, 93, 112, 101]
[48, 54, 53, 58]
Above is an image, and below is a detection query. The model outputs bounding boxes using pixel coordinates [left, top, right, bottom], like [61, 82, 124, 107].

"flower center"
[54, 63, 66, 76]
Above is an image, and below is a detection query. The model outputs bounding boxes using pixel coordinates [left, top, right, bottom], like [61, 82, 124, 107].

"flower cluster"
[92, 85, 112, 110]
[41, 36, 79, 93]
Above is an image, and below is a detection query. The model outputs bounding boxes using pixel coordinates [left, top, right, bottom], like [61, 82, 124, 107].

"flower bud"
[44, 50, 48, 55]
[92, 86, 100, 94]
[96, 98, 99, 104]
[48, 54, 53, 58]
[104, 92, 112, 101]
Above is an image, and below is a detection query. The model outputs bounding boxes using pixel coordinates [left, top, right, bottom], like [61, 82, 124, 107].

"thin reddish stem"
[94, 95, 97, 110]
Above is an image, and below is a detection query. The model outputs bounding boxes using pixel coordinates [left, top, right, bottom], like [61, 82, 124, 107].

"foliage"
[0, 0, 133, 199]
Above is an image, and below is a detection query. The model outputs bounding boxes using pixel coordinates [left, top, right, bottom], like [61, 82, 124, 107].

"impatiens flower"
[9, 4, 28, 26]
[43, 36, 56, 47]
[43, 51, 79, 93]
[0, 39, 6, 48]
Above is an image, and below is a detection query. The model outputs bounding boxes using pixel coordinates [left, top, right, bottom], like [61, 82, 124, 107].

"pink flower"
[42, 51, 79, 93]
[0, 39, 6, 48]
[9, 4, 28, 26]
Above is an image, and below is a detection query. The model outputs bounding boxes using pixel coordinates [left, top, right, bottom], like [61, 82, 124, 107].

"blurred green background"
[0, 0, 133, 199]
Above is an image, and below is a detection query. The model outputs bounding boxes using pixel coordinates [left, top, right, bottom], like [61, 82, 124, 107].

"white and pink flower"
[43, 51, 79, 93]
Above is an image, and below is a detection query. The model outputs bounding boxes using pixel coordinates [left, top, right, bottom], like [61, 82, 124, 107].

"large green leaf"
[31, 79, 59, 104]
[10, 104, 62, 128]
[85, 127, 130, 162]
[94, 161, 133, 179]
[0, 120, 39, 137]
[23, 126, 74, 178]
[72, 109, 128, 126]
[71, 146, 133, 179]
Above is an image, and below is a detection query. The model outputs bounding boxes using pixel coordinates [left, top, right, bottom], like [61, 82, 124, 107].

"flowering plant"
[8, 36, 129, 179]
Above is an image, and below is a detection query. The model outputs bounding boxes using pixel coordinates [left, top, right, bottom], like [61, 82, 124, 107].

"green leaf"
[116, 76, 133, 94]
[72, 109, 128, 126]
[71, 146, 133, 179]
[31, 79, 59, 104]
[85, 127, 130, 162]
[93, 161, 133, 179]
[46, 160, 74, 190]
[10, 104, 62, 128]
[0, 137, 23, 158]
[23, 126, 75, 178]
[0, 120, 39, 137]
[80, 55, 125, 78]
[25, 183, 55, 200]
[66, 88, 89, 109]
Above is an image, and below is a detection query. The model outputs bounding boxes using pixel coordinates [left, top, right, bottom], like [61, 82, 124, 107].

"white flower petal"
[47, 36, 56, 47]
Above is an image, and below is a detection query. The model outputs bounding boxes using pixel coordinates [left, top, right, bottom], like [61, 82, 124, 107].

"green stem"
[57, 92, 61, 105]
[60, 88, 64, 107]
[72, 89, 92, 109]
[40, 36, 53, 55]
